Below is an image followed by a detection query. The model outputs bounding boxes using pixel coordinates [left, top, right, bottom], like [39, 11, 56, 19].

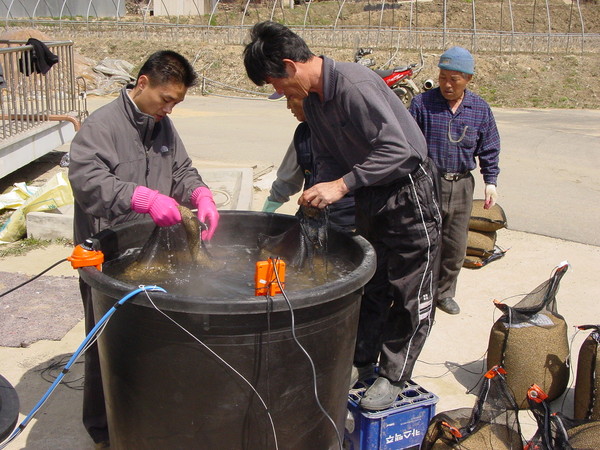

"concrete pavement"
[485, 108, 600, 246]
[88, 95, 599, 245]
[0, 95, 598, 449]
[1, 229, 598, 448]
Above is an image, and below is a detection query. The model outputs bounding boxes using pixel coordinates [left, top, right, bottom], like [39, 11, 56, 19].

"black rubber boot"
[437, 297, 460, 315]
[349, 363, 376, 389]
[359, 377, 404, 411]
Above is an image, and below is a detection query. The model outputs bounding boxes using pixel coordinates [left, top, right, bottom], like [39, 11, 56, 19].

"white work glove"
[484, 184, 498, 209]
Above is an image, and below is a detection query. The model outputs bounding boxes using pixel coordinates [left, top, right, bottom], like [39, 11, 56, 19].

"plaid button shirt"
[409, 88, 500, 185]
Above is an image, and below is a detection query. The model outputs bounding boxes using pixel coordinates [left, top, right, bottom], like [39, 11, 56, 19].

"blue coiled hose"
[0, 285, 166, 449]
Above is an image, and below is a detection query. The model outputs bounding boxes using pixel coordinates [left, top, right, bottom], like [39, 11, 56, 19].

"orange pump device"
[68, 238, 104, 270]
[255, 258, 285, 296]
[527, 384, 549, 404]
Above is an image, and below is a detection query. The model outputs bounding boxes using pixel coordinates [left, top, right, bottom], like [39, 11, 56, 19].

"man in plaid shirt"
[409, 47, 500, 315]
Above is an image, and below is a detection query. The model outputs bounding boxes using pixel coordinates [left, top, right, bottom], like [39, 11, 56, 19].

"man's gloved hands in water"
[191, 187, 219, 241]
[262, 198, 283, 213]
[131, 185, 220, 240]
[131, 186, 182, 226]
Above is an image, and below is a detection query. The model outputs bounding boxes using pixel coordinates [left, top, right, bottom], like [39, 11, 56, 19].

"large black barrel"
[0, 374, 19, 443]
[79, 211, 376, 450]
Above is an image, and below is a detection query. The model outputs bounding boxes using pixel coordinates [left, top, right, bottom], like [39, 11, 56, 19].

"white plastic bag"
[0, 182, 39, 210]
[0, 172, 74, 244]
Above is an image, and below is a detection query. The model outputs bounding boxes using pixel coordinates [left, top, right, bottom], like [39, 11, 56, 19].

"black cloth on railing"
[0, 63, 5, 88]
[19, 38, 59, 76]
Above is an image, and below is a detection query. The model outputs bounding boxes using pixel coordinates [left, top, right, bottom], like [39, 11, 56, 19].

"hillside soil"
[75, 36, 600, 109]
[1, 26, 598, 109]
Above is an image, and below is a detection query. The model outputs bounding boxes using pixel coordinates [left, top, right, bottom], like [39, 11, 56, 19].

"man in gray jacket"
[68, 50, 219, 447]
[244, 22, 441, 411]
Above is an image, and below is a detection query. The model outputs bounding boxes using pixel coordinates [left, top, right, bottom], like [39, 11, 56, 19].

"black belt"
[358, 159, 433, 194]
[442, 171, 470, 181]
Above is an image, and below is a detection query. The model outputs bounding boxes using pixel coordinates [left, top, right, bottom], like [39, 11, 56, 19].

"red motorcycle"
[355, 48, 434, 106]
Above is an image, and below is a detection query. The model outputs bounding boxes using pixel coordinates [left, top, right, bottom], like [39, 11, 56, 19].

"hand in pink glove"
[131, 186, 182, 227]
[191, 186, 219, 241]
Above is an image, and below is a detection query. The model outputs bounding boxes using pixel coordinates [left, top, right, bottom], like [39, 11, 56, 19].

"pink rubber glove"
[131, 186, 182, 227]
[191, 186, 219, 241]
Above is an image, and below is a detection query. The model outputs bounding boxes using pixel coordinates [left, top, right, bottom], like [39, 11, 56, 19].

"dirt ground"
[74, 37, 600, 109]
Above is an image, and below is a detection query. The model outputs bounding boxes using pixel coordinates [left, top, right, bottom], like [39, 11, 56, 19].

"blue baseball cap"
[438, 47, 475, 75]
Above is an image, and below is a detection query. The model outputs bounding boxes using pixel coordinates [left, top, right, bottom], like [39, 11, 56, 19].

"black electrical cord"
[270, 257, 343, 450]
[0, 258, 68, 298]
[39, 355, 84, 390]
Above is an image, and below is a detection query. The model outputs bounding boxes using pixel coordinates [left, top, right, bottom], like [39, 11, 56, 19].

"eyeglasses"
[448, 116, 469, 143]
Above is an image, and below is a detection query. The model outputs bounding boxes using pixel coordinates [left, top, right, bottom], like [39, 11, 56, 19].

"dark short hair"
[137, 50, 198, 88]
[243, 21, 314, 86]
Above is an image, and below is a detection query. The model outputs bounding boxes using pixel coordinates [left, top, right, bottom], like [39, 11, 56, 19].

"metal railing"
[0, 40, 79, 142]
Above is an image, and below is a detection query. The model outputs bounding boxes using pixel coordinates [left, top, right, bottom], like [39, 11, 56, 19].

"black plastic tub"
[0, 374, 19, 442]
[80, 211, 376, 450]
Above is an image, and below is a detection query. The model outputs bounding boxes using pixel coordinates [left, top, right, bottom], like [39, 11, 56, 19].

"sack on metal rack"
[574, 324, 600, 421]
[487, 262, 570, 409]
[422, 366, 522, 449]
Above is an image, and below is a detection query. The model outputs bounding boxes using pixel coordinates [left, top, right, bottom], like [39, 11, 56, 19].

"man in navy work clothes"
[263, 95, 355, 233]
[409, 47, 501, 315]
[244, 21, 441, 411]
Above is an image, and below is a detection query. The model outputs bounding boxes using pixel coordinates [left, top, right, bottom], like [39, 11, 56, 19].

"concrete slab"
[26, 204, 74, 240]
[0, 121, 76, 180]
[199, 166, 254, 211]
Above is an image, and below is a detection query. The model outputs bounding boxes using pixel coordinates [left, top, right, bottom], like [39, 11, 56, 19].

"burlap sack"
[469, 199, 507, 232]
[424, 421, 522, 450]
[487, 312, 569, 409]
[463, 255, 485, 269]
[421, 367, 521, 450]
[466, 230, 496, 257]
[526, 387, 599, 449]
[574, 327, 600, 420]
[568, 421, 600, 448]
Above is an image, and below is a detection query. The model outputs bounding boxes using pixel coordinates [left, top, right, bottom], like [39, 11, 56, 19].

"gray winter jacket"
[68, 87, 206, 244]
[267, 139, 304, 204]
[303, 56, 428, 191]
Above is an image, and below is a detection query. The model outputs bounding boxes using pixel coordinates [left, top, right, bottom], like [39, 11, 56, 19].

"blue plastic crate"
[345, 379, 438, 450]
